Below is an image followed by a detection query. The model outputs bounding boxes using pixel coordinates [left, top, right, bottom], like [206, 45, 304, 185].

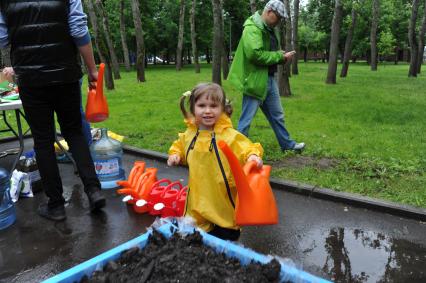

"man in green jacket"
[228, 0, 305, 152]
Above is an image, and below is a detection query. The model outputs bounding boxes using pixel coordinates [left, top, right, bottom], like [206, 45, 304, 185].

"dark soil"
[270, 156, 338, 170]
[80, 229, 282, 283]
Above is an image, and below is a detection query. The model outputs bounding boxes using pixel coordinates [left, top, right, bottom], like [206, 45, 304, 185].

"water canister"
[90, 128, 125, 189]
[0, 167, 16, 230]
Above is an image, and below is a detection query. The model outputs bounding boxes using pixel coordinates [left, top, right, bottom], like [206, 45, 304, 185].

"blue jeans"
[79, 79, 92, 145]
[237, 76, 296, 150]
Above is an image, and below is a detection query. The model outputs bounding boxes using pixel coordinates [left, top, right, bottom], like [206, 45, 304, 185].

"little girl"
[167, 82, 263, 241]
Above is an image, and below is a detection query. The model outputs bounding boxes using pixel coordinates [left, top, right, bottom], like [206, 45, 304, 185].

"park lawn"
[87, 62, 425, 208]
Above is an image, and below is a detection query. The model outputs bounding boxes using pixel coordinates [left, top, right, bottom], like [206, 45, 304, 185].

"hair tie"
[182, 91, 191, 97]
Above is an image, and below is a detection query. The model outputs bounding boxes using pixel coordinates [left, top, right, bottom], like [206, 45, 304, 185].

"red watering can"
[148, 180, 179, 216]
[152, 181, 183, 217]
[174, 186, 188, 217]
[86, 63, 109, 123]
[218, 141, 278, 226]
[133, 178, 170, 214]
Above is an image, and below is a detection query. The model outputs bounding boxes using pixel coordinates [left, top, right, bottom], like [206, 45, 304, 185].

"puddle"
[299, 227, 426, 282]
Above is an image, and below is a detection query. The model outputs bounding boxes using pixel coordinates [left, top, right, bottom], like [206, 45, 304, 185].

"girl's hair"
[180, 82, 233, 119]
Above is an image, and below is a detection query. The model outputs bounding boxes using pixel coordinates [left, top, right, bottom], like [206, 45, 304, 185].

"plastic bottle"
[90, 128, 125, 189]
[16, 151, 43, 193]
[0, 167, 16, 230]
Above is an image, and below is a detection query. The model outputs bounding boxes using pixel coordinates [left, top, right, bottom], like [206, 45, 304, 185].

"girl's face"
[193, 93, 223, 130]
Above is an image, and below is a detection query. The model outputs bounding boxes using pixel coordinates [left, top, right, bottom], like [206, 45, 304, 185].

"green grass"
[83, 62, 424, 208]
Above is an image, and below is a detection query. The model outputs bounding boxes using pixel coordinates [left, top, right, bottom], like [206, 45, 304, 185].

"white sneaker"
[293, 142, 305, 152]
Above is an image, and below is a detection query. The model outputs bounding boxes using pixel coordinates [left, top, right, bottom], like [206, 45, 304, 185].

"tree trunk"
[120, 0, 131, 72]
[131, 0, 146, 82]
[292, 0, 300, 75]
[206, 48, 211, 63]
[176, 0, 186, 71]
[221, 0, 229, 80]
[278, 21, 291, 97]
[284, 0, 292, 77]
[326, 0, 343, 84]
[190, 0, 200, 73]
[211, 0, 222, 85]
[95, 0, 121, 79]
[416, 0, 426, 74]
[84, 0, 114, 90]
[408, 0, 420, 77]
[340, 7, 357, 78]
[186, 48, 191, 64]
[249, 0, 257, 14]
[370, 0, 380, 71]
[394, 46, 399, 64]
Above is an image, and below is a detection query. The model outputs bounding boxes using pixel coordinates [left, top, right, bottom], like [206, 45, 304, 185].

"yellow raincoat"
[168, 114, 263, 232]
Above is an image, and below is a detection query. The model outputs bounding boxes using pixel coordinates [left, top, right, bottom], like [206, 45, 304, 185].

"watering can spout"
[218, 140, 278, 226]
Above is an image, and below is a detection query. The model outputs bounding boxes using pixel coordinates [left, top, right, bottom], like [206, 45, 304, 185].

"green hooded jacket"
[228, 11, 283, 101]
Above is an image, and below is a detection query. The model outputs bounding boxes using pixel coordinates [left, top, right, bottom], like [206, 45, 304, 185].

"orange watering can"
[119, 168, 158, 205]
[116, 161, 145, 188]
[86, 63, 109, 123]
[218, 141, 278, 226]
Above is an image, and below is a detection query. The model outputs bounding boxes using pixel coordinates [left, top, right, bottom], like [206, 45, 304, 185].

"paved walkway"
[0, 139, 425, 283]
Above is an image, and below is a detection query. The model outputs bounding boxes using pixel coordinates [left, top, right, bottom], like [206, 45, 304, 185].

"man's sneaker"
[87, 190, 106, 212]
[293, 142, 306, 153]
[38, 203, 66, 221]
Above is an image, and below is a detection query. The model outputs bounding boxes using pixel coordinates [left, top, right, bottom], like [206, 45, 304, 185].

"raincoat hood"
[184, 114, 233, 134]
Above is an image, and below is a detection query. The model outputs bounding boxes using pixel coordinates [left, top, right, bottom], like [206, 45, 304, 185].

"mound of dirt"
[80, 230, 282, 283]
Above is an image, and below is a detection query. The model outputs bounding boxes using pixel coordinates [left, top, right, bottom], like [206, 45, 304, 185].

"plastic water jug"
[0, 167, 16, 230]
[90, 128, 125, 189]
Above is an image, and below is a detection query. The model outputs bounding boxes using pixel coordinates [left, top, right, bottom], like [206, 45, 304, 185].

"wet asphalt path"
[0, 141, 425, 283]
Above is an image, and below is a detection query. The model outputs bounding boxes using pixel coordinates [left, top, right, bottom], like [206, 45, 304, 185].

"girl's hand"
[247, 154, 263, 169]
[167, 154, 181, 166]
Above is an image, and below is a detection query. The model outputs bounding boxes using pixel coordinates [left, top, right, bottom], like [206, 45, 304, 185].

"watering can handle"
[243, 160, 259, 176]
[151, 179, 171, 189]
[178, 186, 188, 197]
[165, 181, 182, 191]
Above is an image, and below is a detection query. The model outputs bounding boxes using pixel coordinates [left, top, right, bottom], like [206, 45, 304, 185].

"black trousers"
[19, 82, 101, 209]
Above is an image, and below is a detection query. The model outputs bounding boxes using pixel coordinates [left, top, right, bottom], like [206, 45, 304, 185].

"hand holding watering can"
[86, 63, 109, 123]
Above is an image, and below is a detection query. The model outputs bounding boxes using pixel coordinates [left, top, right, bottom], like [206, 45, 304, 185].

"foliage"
[298, 24, 327, 53]
[93, 0, 418, 64]
[377, 29, 396, 58]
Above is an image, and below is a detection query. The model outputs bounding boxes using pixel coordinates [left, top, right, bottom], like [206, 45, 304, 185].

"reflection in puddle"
[301, 227, 426, 282]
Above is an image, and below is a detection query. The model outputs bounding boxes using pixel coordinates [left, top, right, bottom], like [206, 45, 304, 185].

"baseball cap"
[264, 0, 287, 19]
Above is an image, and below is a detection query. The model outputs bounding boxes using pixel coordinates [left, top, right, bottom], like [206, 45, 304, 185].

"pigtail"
[224, 99, 233, 117]
[180, 95, 189, 119]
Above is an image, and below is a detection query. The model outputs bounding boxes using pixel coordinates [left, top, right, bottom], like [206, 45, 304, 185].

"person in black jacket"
[0, 0, 105, 221]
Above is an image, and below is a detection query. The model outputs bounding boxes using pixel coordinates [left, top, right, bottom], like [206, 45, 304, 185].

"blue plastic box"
[43, 222, 330, 283]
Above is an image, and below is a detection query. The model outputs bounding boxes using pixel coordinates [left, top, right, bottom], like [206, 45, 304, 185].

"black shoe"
[38, 203, 66, 221]
[87, 190, 106, 212]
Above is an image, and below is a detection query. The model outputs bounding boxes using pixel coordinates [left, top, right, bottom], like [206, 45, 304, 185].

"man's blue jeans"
[237, 76, 296, 150]
[79, 79, 92, 146]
